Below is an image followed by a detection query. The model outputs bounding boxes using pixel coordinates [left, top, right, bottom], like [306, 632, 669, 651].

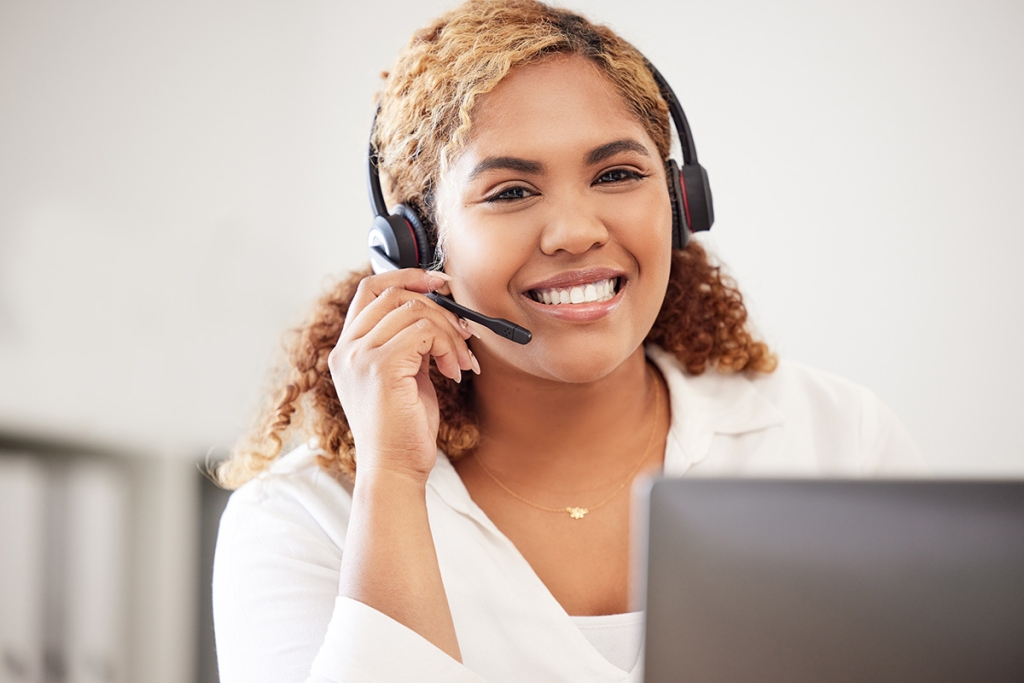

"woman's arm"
[328, 268, 477, 662]
[340, 467, 461, 661]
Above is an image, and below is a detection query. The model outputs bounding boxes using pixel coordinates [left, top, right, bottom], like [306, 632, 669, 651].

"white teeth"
[531, 278, 619, 305]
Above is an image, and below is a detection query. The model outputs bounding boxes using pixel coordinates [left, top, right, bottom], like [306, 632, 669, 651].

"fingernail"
[425, 271, 452, 292]
[469, 350, 481, 375]
[460, 318, 481, 339]
[454, 367, 462, 384]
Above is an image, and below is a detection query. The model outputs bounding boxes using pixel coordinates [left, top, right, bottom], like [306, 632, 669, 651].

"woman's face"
[436, 54, 673, 384]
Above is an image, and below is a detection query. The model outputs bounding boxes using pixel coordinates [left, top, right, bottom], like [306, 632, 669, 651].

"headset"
[367, 56, 713, 345]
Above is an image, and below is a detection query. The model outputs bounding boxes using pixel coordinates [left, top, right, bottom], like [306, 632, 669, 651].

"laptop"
[635, 478, 1024, 682]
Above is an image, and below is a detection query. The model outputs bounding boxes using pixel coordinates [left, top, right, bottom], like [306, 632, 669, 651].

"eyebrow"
[468, 156, 544, 181]
[586, 138, 651, 165]
[466, 138, 651, 181]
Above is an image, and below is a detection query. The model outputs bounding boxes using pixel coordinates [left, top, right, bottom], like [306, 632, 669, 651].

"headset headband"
[644, 60, 699, 167]
[367, 131, 388, 219]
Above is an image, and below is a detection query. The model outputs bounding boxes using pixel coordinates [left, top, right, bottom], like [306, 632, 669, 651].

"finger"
[347, 269, 451, 326]
[362, 299, 475, 377]
[345, 284, 470, 345]
[331, 307, 467, 388]
[373, 314, 470, 383]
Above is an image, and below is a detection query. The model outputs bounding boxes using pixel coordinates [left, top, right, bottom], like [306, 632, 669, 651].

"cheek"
[618, 191, 674, 314]
[645, 184, 675, 263]
[441, 214, 533, 299]
[607, 190, 673, 265]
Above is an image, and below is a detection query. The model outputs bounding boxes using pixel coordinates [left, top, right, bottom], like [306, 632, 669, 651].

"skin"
[329, 54, 673, 662]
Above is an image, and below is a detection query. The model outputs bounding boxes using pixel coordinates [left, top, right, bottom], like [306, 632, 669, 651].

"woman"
[212, 1, 921, 681]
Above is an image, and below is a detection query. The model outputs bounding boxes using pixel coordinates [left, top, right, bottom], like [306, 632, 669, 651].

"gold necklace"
[471, 364, 665, 520]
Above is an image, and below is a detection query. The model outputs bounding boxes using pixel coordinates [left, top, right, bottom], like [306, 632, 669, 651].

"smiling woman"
[210, 1, 922, 681]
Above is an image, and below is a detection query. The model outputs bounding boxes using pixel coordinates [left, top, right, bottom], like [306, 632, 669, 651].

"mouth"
[528, 277, 621, 305]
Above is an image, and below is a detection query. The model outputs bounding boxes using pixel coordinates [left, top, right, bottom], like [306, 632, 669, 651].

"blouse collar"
[427, 344, 784, 519]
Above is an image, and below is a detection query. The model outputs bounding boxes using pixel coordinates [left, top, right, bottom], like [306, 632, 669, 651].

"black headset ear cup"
[368, 213, 419, 270]
[367, 203, 432, 272]
[392, 203, 432, 269]
[680, 163, 714, 234]
[666, 160, 688, 250]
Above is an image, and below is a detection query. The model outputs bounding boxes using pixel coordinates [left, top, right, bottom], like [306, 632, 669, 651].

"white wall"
[1, 0, 1022, 474]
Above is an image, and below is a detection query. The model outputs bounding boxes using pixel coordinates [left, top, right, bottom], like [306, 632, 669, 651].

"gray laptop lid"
[637, 479, 1024, 683]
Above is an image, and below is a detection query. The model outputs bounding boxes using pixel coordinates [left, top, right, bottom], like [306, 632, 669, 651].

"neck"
[467, 346, 657, 490]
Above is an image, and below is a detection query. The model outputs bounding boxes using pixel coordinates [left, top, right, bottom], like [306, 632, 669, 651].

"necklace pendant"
[566, 506, 589, 520]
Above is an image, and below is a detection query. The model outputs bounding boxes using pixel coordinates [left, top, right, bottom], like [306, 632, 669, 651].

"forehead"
[451, 54, 655, 170]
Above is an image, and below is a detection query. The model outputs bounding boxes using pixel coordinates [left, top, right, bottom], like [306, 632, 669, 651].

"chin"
[527, 334, 645, 385]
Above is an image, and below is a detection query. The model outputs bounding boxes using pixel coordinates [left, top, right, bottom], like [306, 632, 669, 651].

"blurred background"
[1, 0, 1022, 680]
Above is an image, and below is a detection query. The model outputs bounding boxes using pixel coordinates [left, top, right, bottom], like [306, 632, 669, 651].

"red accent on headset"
[405, 219, 421, 265]
[678, 169, 692, 234]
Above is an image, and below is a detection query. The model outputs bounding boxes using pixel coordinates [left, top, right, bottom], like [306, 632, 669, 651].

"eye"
[596, 168, 646, 184]
[485, 185, 537, 203]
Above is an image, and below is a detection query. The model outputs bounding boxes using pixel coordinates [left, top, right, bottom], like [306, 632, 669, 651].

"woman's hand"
[329, 268, 478, 485]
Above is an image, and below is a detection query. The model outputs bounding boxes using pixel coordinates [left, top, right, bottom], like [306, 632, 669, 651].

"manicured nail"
[424, 271, 452, 292]
[468, 350, 481, 375]
[460, 318, 481, 338]
[454, 367, 462, 384]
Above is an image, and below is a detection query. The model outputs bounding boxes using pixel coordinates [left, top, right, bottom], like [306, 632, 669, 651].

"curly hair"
[215, 0, 775, 489]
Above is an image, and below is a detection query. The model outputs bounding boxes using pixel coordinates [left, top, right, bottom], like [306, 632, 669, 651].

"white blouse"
[213, 347, 924, 683]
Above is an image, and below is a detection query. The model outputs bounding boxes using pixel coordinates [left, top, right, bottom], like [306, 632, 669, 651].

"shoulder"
[217, 442, 353, 564]
[213, 444, 355, 679]
[751, 358, 881, 414]
[648, 346, 924, 475]
[230, 440, 352, 507]
[650, 345, 877, 419]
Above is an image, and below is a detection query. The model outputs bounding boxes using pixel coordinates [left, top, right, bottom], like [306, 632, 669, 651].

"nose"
[538, 200, 609, 256]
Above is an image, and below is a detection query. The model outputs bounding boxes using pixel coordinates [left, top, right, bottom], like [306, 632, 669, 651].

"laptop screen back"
[638, 479, 1024, 683]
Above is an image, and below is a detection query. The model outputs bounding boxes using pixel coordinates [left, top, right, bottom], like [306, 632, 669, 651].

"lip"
[523, 267, 626, 292]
